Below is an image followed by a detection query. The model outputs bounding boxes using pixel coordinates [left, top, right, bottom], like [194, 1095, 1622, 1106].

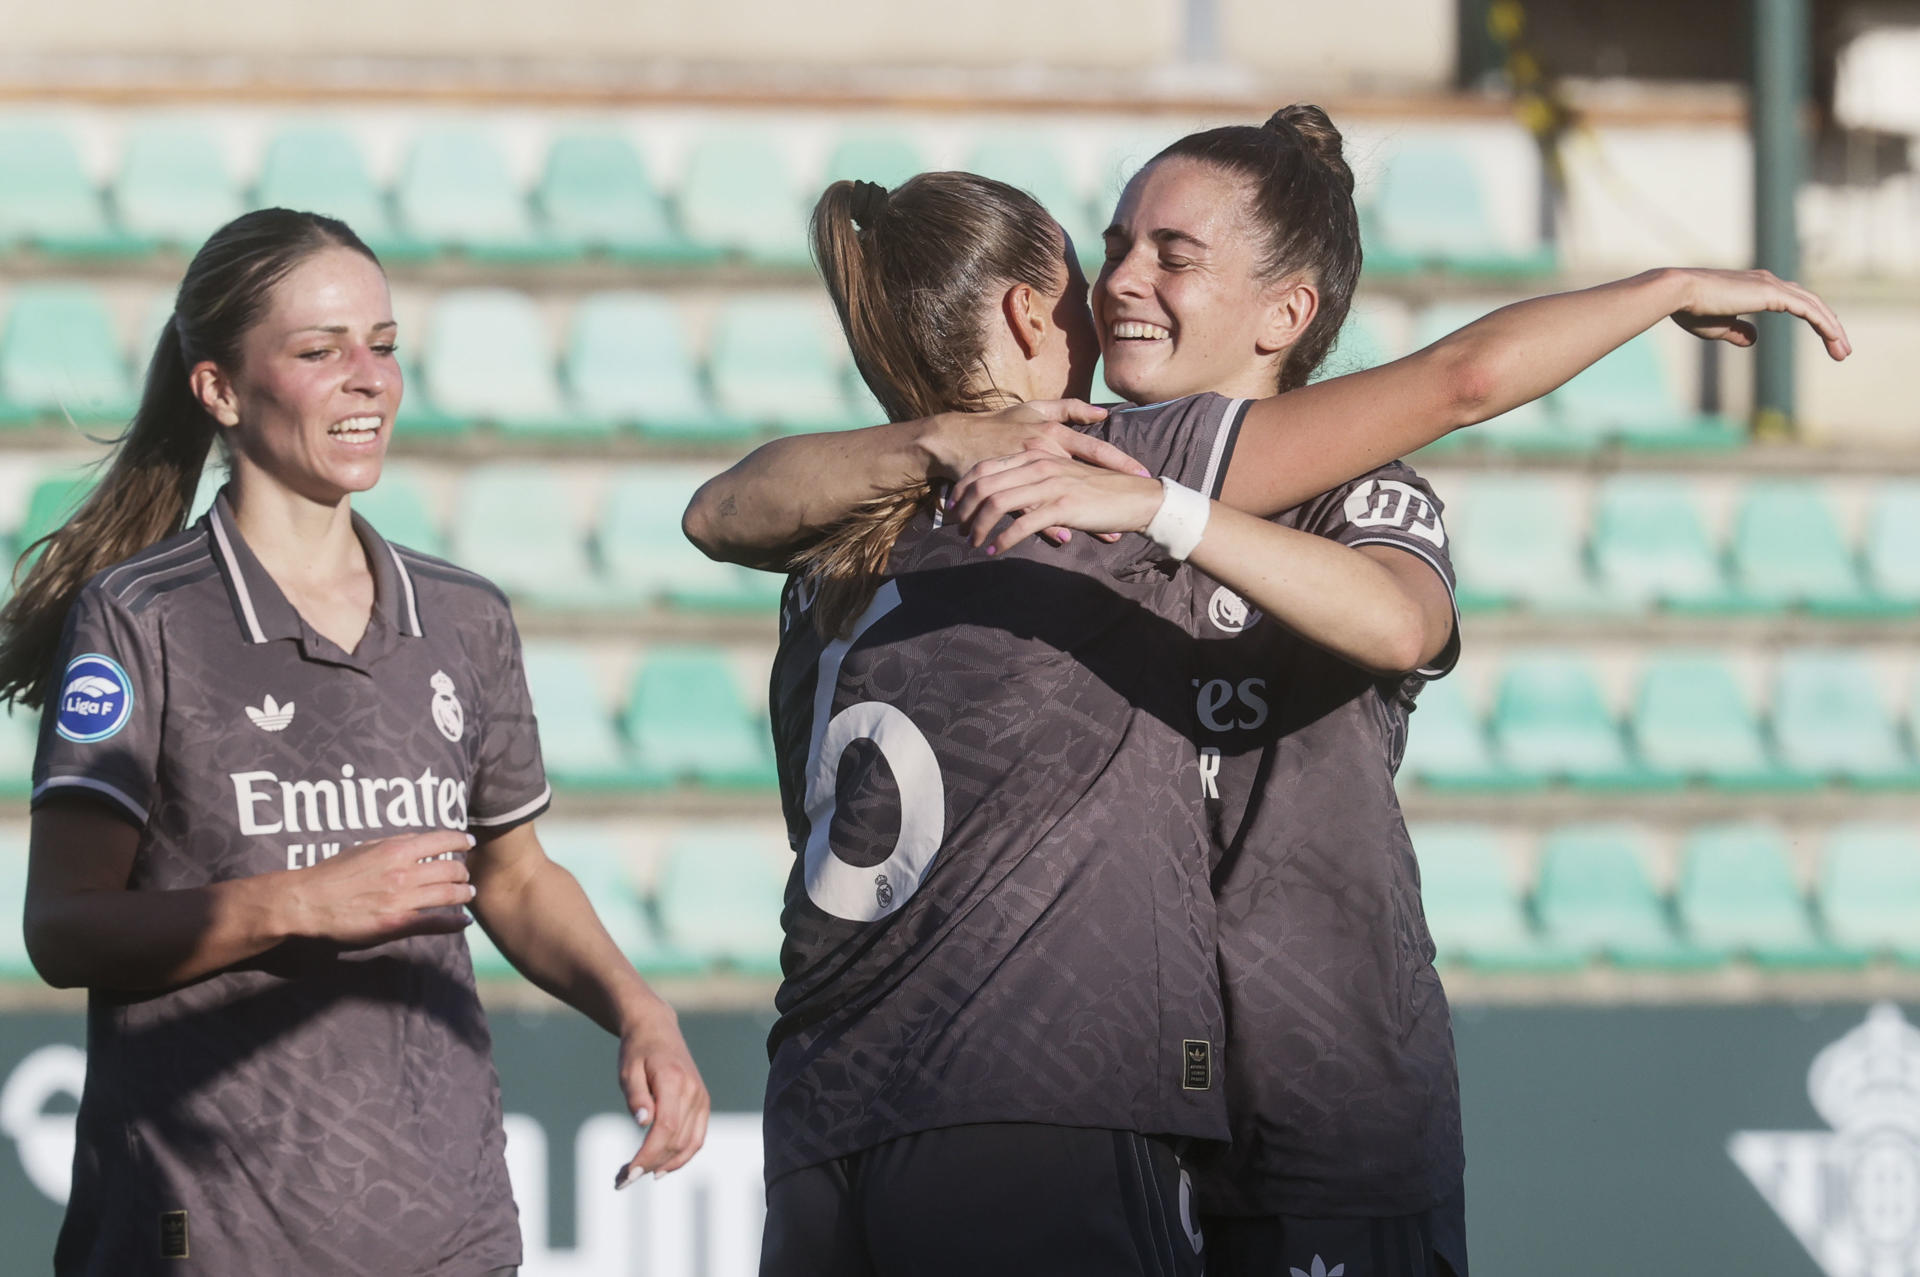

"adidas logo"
[245, 694, 296, 732]
[1290, 1258, 1344, 1277]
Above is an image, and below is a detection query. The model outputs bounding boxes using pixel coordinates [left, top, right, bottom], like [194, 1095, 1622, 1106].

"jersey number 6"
[800, 581, 946, 922]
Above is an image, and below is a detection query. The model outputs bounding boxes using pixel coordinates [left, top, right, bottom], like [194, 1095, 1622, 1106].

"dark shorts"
[761, 1123, 1206, 1277]
[1201, 1187, 1467, 1277]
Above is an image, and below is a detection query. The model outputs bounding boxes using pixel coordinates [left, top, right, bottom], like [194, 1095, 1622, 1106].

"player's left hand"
[950, 450, 1168, 556]
[612, 1004, 710, 1187]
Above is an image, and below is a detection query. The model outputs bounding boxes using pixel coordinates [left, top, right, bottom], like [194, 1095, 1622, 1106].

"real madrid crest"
[429, 670, 465, 743]
[1208, 586, 1261, 635]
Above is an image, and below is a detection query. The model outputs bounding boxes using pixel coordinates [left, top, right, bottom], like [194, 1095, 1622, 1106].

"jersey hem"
[468, 784, 552, 830]
[1343, 535, 1461, 679]
[31, 775, 149, 826]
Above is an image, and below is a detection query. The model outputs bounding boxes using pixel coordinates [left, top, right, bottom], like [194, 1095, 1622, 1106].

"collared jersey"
[761, 392, 1251, 1183]
[33, 491, 550, 1276]
[1182, 461, 1465, 1219]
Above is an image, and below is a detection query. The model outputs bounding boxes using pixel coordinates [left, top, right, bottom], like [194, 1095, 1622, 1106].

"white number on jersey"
[800, 581, 946, 922]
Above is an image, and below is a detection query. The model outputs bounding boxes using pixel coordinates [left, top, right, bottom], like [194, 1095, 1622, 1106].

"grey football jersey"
[761, 393, 1251, 1182]
[33, 491, 549, 1275]
[1181, 461, 1465, 1218]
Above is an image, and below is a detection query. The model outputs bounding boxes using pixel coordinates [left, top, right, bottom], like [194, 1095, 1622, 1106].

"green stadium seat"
[1729, 481, 1879, 614]
[463, 920, 517, 979]
[396, 127, 562, 262]
[543, 828, 703, 976]
[600, 468, 779, 611]
[1490, 655, 1645, 787]
[656, 826, 788, 974]
[1677, 823, 1859, 967]
[565, 293, 739, 439]
[1411, 824, 1581, 970]
[966, 134, 1102, 267]
[0, 123, 140, 256]
[625, 647, 776, 790]
[520, 644, 638, 791]
[536, 132, 707, 263]
[351, 469, 446, 558]
[677, 130, 810, 266]
[1534, 824, 1716, 967]
[1547, 334, 1738, 450]
[16, 473, 95, 554]
[823, 129, 928, 189]
[1820, 823, 1920, 962]
[1412, 305, 1566, 451]
[116, 121, 240, 249]
[0, 829, 32, 979]
[708, 296, 856, 435]
[252, 124, 409, 255]
[0, 709, 37, 799]
[1368, 140, 1553, 276]
[392, 350, 470, 439]
[1590, 476, 1735, 609]
[1449, 477, 1596, 611]
[1307, 311, 1394, 384]
[423, 290, 577, 435]
[1399, 672, 1528, 790]
[0, 284, 134, 423]
[452, 466, 602, 608]
[1864, 481, 1920, 606]
[1772, 649, 1918, 785]
[1630, 652, 1789, 789]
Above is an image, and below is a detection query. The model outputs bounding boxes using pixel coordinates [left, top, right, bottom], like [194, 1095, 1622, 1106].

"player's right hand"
[282, 830, 477, 947]
[922, 400, 1148, 547]
[1665, 267, 1851, 361]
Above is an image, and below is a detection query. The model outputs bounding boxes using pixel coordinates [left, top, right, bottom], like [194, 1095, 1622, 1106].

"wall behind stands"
[4, 0, 1457, 87]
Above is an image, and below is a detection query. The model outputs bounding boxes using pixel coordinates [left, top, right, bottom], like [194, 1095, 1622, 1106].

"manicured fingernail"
[653, 1170, 668, 1180]
[1058, 531, 1072, 543]
[984, 545, 997, 556]
[1136, 468, 1150, 478]
[615, 1166, 634, 1190]
[633, 1108, 651, 1126]
[464, 834, 476, 848]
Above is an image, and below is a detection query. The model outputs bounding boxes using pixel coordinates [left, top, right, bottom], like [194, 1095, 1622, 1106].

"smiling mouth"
[1110, 321, 1171, 341]
[328, 415, 383, 443]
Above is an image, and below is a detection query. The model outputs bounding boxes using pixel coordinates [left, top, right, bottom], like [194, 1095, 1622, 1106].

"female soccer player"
[688, 111, 1848, 1277]
[3, 208, 708, 1275]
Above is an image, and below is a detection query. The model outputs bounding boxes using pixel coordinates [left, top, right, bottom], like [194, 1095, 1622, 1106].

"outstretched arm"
[1217, 267, 1849, 514]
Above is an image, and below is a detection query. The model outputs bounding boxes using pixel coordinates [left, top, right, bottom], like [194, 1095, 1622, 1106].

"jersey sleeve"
[1298, 461, 1461, 679]
[1094, 393, 1248, 500]
[31, 583, 163, 827]
[466, 602, 552, 833]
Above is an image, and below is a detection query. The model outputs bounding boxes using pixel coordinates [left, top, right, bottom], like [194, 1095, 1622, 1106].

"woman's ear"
[1254, 279, 1320, 357]
[1002, 282, 1049, 361]
[189, 361, 241, 429]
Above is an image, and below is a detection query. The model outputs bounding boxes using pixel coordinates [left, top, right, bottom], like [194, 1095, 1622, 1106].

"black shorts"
[1201, 1187, 1467, 1277]
[761, 1123, 1206, 1277]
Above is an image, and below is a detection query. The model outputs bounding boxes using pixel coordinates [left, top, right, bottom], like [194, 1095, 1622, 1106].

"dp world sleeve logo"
[1731, 1002, 1920, 1274]
[54, 654, 133, 744]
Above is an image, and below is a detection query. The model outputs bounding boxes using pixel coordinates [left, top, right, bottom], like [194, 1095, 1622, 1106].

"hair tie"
[849, 180, 890, 230]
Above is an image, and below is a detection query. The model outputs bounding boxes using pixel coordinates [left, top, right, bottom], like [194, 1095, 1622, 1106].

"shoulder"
[1101, 391, 1237, 440]
[83, 524, 219, 619]
[388, 543, 515, 619]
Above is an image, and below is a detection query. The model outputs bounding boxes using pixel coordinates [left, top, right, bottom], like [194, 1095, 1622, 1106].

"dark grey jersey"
[761, 393, 1251, 1183]
[33, 491, 549, 1276]
[1180, 461, 1463, 1218]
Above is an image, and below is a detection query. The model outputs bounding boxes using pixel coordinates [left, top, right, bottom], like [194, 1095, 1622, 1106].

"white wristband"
[1144, 476, 1210, 561]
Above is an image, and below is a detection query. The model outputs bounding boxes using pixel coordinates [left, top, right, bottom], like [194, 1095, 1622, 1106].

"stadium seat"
[1307, 311, 1394, 384]
[15, 473, 95, 555]
[625, 648, 776, 790]
[252, 124, 407, 254]
[351, 469, 446, 558]
[1412, 305, 1565, 450]
[1677, 823, 1859, 967]
[600, 468, 779, 610]
[966, 134, 1102, 267]
[520, 644, 638, 791]
[1398, 672, 1528, 790]
[0, 122, 138, 256]
[115, 121, 241, 248]
[423, 290, 577, 435]
[1629, 652, 1789, 789]
[1490, 655, 1645, 787]
[0, 284, 135, 423]
[1534, 824, 1716, 967]
[823, 129, 929, 189]
[451, 466, 602, 608]
[1448, 477, 1595, 611]
[1590, 476, 1735, 609]
[656, 826, 788, 974]
[1820, 823, 1920, 962]
[396, 127, 562, 261]
[0, 829, 32, 978]
[1367, 140, 1553, 276]
[708, 295, 856, 434]
[393, 350, 471, 439]
[1411, 824, 1580, 970]
[1729, 481, 1880, 614]
[1546, 334, 1739, 449]
[536, 132, 708, 263]
[542, 828, 703, 976]
[1771, 649, 1918, 785]
[677, 130, 810, 266]
[0, 710, 37, 799]
[1864, 481, 1920, 606]
[564, 293, 738, 439]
